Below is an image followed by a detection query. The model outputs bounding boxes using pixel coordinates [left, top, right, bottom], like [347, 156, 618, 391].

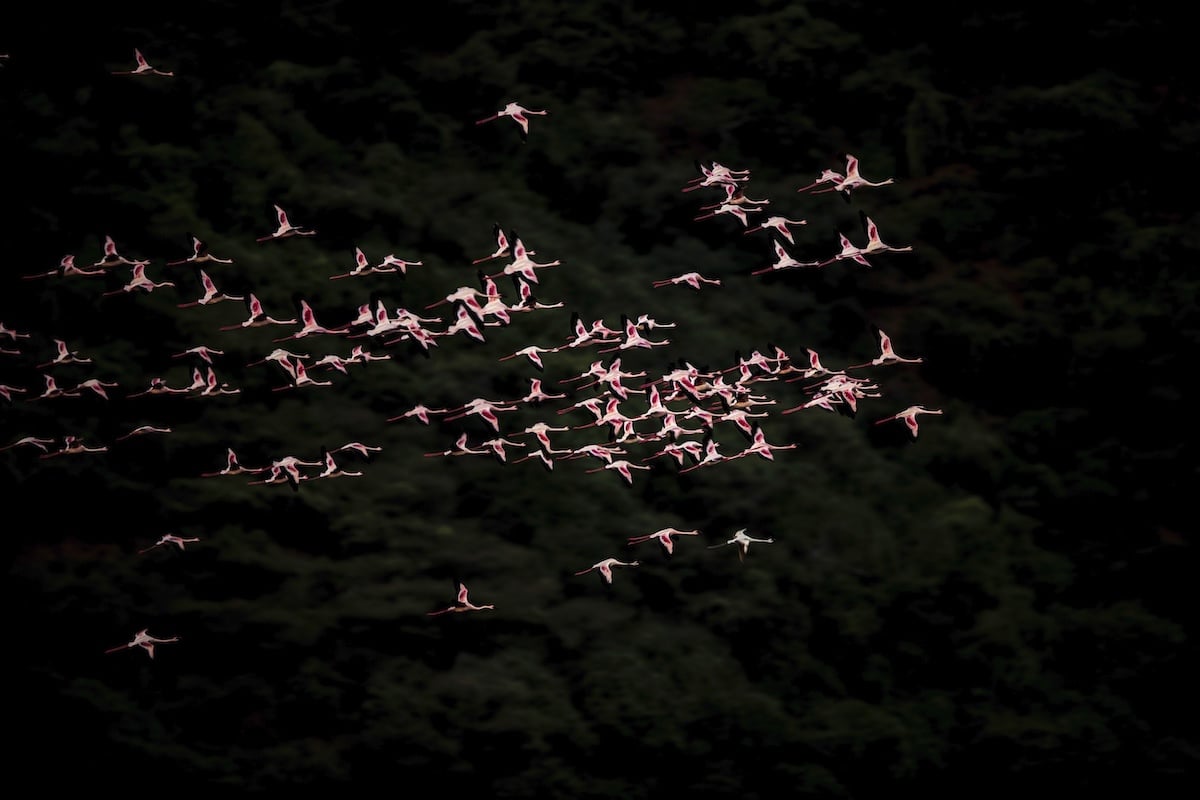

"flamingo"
[480, 436, 527, 464]
[574, 558, 640, 585]
[424, 432, 491, 458]
[812, 153, 895, 198]
[101, 263, 176, 297]
[40, 435, 108, 458]
[200, 447, 268, 477]
[814, 230, 874, 269]
[23, 254, 106, 279]
[335, 441, 383, 459]
[858, 211, 914, 256]
[521, 378, 567, 406]
[751, 239, 824, 276]
[273, 298, 351, 342]
[682, 160, 751, 193]
[428, 580, 494, 616]
[65, 378, 120, 400]
[795, 167, 844, 194]
[651, 271, 722, 290]
[743, 215, 808, 244]
[246, 463, 302, 491]
[708, 528, 774, 562]
[442, 397, 520, 432]
[0, 321, 32, 341]
[29, 374, 68, 401]
[349, 344, 392, 364]
[387, 403, 448, 425]
[219, 293, 298, 330]
[127, 376, 189, 398]
[472, 223, 521, 265]
[508, 275, 564, 313]
[585, 459, 652, 486]
[677, 436, 731, 474]
[0, 435, 56, 452]
[177, 268, 243, 308]
[874, 405, 943, 439]
[517, 422, 574, 455]
[196, 367, 241, 397]
[91, 235, 149, 269]
[0, 384, 27, 402]
[105, 629, 179, 659]
[564, 443, 628, 464]
[498, 344, 560, 372]
[846, 327, 924, 370]
[626, 527, 702, 556]
[440, 303, 489, 344]
[114, 424, 173, 442]
[598, 314, 672, 354]
[488, 233, 561, 284]
[166, 234, 234, 266]
[272, 359, 334, 392]
[694, 201, 763, 226]
[36, 339, 92, 368]
[513, 449, 556, 472]
[634, 313, 676, 331]
[256, 204, 316, 242]
[731, 424, 798, 461]
[171, 345, 226, 365]
[475, 101, 548, 142]
[698, 181, 771, 210]
[305, 447, 365, 480]
[112, 49, 174, 77]
[139, 534, 200, 554]
[641, 439, 704, 467]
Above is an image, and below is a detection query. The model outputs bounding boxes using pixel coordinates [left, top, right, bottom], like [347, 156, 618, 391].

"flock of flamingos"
[1, 49, 938, 657]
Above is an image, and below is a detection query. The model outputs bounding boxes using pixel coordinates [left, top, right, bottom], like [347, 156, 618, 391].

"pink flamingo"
[37, 339, 92, 368]
[23, 254, 106, 279]
[112, 49, 174, 77]
[220, 293, 298, 330]
[105, 629, 180, 659]
[91, 235, 149, 269]
[574, 558, 640, 585]
[102, 263, 176, 297]
[585, 459, 652, 486]
[139, 534, 200, 554]
[846, 327, 924, 370]
[424, 433, 492, 458]
[498, 344, 560, 372]
[114, 424, 173, 442]
[731, 424, 798, 461]
[651, 271, 722, 290]
[256, 204, 316, 242]
[166, 234, 234, 266]
[0, 384, 27, 402]
[0, 435, 56, 452]
[387, 403, 448, 425]
[475, 101, 548, 142]
[177, 268, 243, 308]
[171, 345, 225, 365]
[273, 299, 350, 342]
[200, 448, 267, 477]
[751, 239, 824, 275]
[428, 581, 494, 616]
[874, 405, 943, 439]
[743, 215, 807, 244]
[708, 528, 774, 562]
[626, 527, 702, 556]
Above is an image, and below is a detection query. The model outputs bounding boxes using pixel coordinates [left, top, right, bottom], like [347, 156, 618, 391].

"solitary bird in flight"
[475, 101, 548, 142]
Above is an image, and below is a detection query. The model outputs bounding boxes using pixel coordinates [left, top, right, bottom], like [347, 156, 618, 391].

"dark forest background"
[2, 1, 1197, 795]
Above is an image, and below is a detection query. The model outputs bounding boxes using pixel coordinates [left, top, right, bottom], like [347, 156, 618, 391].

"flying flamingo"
[37, 339, 92, 368]
[0, 435, 56, 452]
[598, 314, 672, 354]
[112, 49, 174, 77]
[176, 267, 244, 308]
[472, 223, 523, 265]
[23, 254, 106, 279]
[0, 384, 27, 402]
[815, 230, 874, 269]
[127, 376, 189, 398]
[101, 263, 176, 297]
[335, 441, 382, 460]
[751, 239, 824, 276]
[846, 327, 924, 370]
[475, 101, 548, 142]
[139, 534, 200, 554]
[272, 358, 334, 392]
[488, 233, 561, 285]
[195, 367, 241, 397]
[626, 527, 702, 556]
[91, 235, 150, 269]
[40, 435, 108, 458]
[743, 215, 808, 244]
[424, 432, 491, 458]
[651, 271, 722, 290]
[0, 321, 32, 341]
[795, 167, 844, 194]
[427, 580, 494, 616]
[698, 181, 771, 210]
[574, 558, 640, 585]
[517, 422, 574, 455]
[731, 424, 798, 461]
[858, 211, 914, 256]
[513, 449, 556, 472]
[677, 436, 731, 474]
[521, 378, 567, 406]
[441, 397, 520, 432]
[585, 459, 652, 486]
[682, 160, 751, 193]
[105, 629, 180, 659]
[273, 298, 351, 342]
[498, 344, 560, 371]
[376, 253, 423, 275]
[812, 153, 895, 198]
[220, 293, 298, 330]
[171, 345, 225, 365]
[708, 528, 775, 562]
[387, 403, 448, 425]
[166, 235, 234, 266]
[305, 447, 365, 480]
[256, 205, 316, 242]
[114, 424, 173, 442]
[200, 447, 267, 477]
[247, 463, 302, 491]
[29, 374, 68, 401]
[693, 201, 763, 227]
[65, 378, 120, 400]
[874, 405, 943, 439]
